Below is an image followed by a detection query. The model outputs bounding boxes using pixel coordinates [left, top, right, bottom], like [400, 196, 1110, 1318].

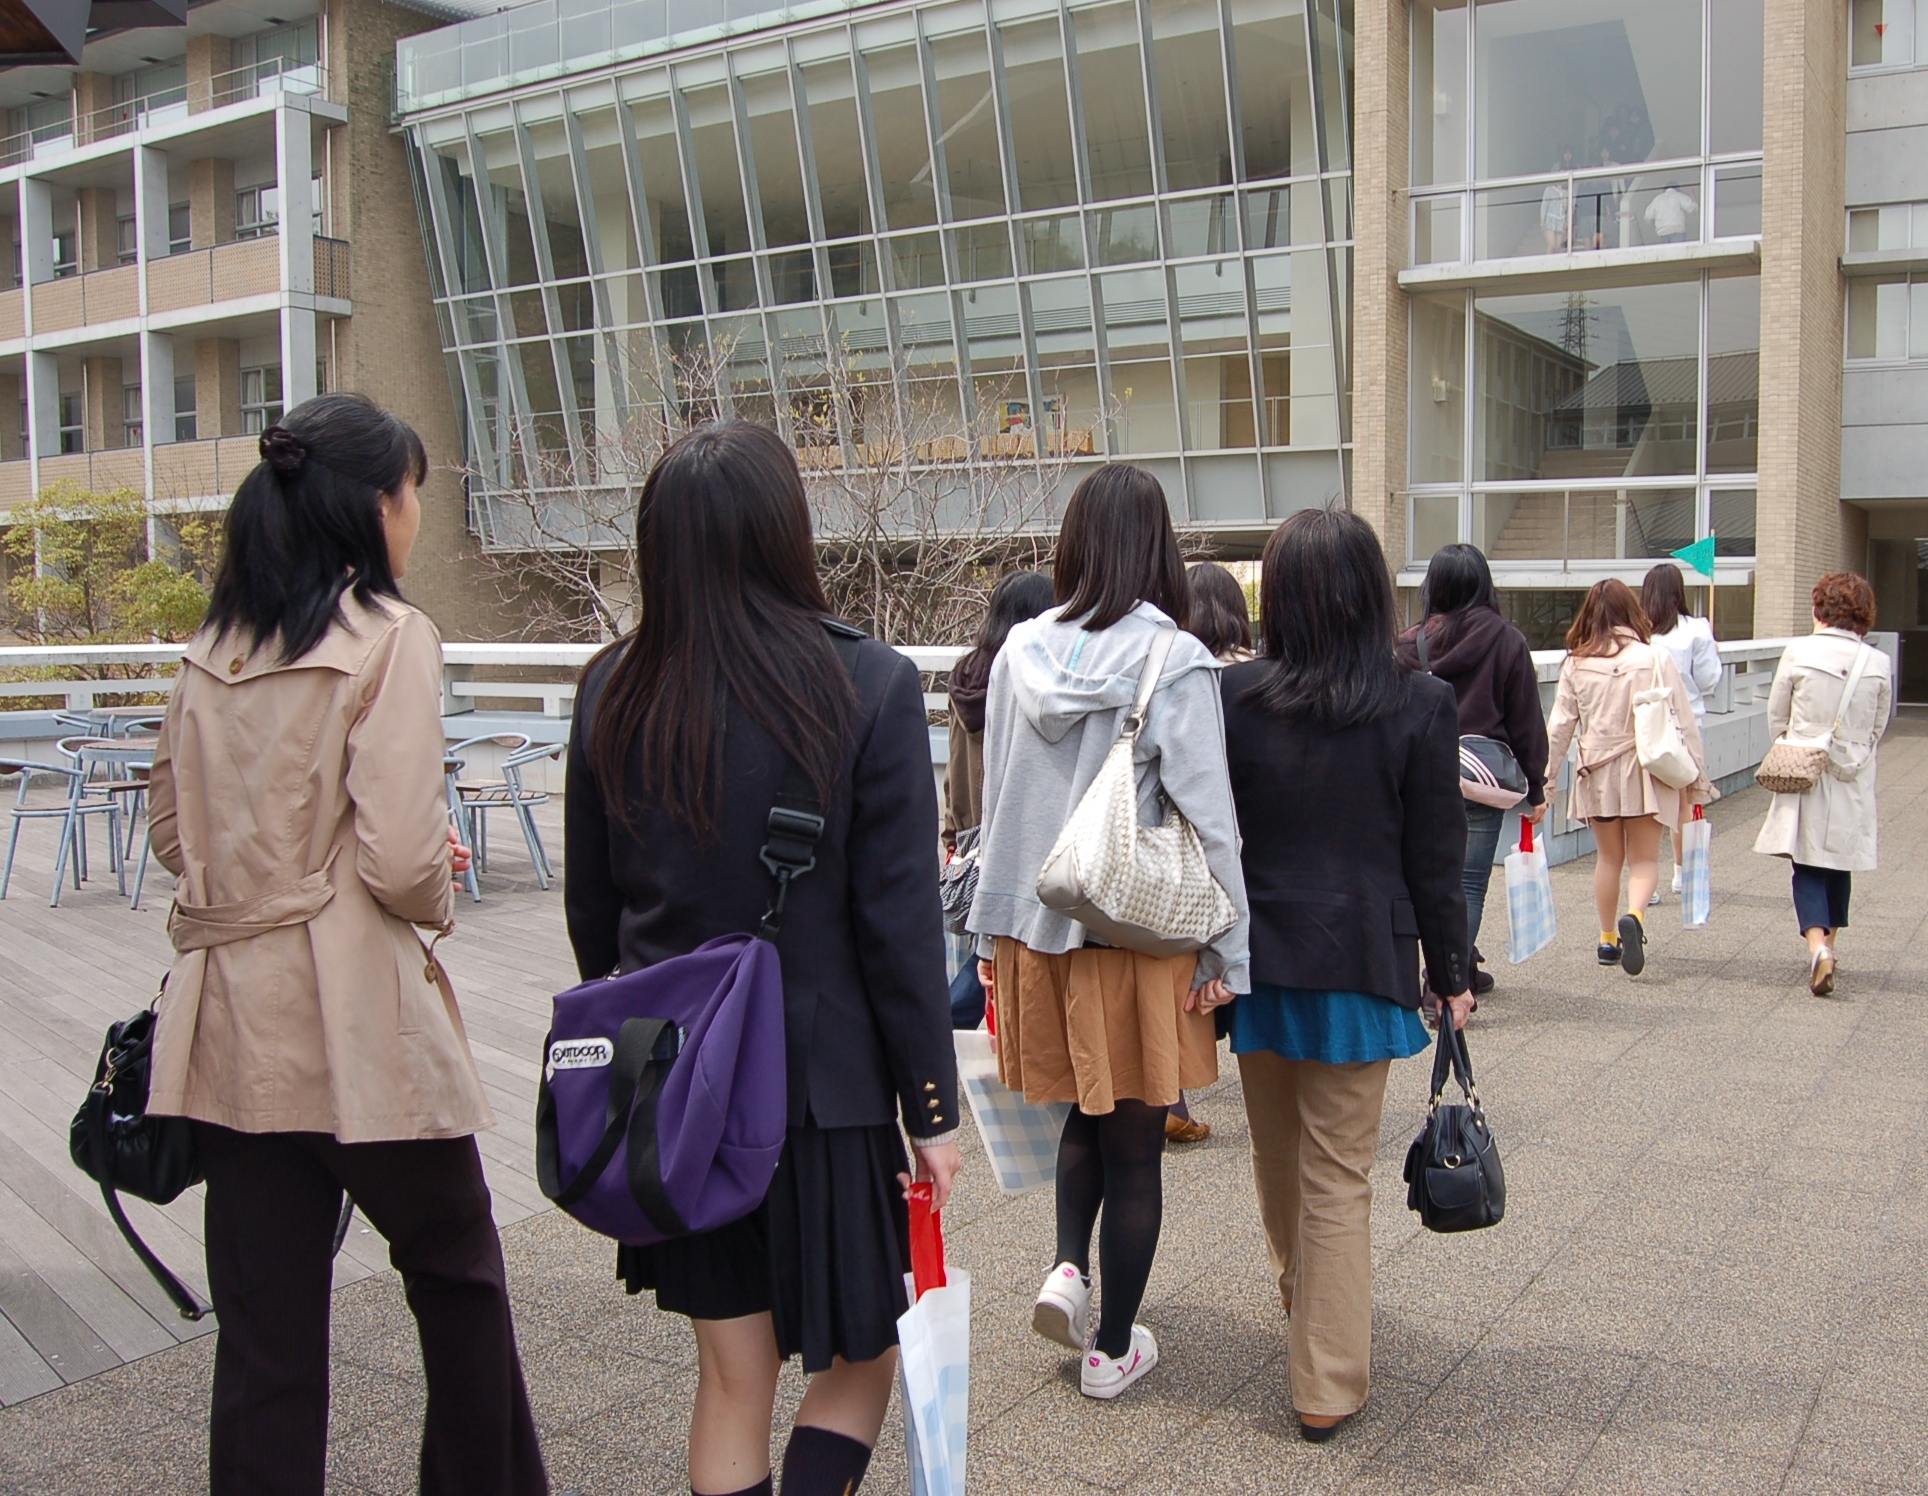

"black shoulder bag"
[72, 988, 358, 1321]
[1403, 1015, 1506, 1233]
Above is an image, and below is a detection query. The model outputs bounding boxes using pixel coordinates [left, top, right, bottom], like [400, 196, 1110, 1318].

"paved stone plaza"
[2, 722, 1927, 1493]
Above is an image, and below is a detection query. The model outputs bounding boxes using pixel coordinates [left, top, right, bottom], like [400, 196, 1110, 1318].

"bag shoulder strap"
[1120, 624, 1179, 741]
[756, 622, 863, 940]
[82, 1089, 207, 1321]
[1414, 622, 1431, 674]
[1826, 643, 1876, 748]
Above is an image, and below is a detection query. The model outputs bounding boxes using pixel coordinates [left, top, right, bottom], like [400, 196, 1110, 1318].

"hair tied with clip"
[259, 426, 307, 474]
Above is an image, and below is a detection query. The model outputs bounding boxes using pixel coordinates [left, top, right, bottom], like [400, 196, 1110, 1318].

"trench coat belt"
[1576, 738, 1636, 780]
[167, 850, 341, 953]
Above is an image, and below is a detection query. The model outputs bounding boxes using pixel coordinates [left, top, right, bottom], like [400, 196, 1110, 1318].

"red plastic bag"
[907, 1181, 947, 1298]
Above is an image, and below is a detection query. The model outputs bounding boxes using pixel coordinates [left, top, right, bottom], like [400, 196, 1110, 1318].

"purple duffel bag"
[536, 933, 789, 1245]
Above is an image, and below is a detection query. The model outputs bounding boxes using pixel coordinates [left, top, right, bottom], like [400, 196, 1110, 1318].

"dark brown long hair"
[1053, 464, 1189, 630]
[1186, 562, 1251, 659]
[1639, 563, 1689, 636]
[586, 422, 855, 838]
[1565, 578, 1652, 657]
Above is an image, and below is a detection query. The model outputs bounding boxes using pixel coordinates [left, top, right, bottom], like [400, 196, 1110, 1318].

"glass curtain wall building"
[395, 0, 1356, 540]
[1402, 0, 1763, 641]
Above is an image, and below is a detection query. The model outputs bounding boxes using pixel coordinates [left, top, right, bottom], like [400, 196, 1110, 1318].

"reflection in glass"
[930, 32, 1006, 223]
[767, 249, 817, 303]
[1475, 282, 1700, 484]
[864, 44, 939, 230]
[1110, 358, 1179, 452]
[953, 223, 1014, 282]
[1150, 0, 1232, 192]
[999, 18, 1080, 211]
[1027, 275, 1098, 361]
[712, 254, 757, 311]
[1411, 0, 1468, 185]
[1472, 491, 1555, 557]
[1020, 215, 1084, 273]
[1713, 164, 1761, 239]
[801, 58, 873, 240]
[1411, 492, 1459, 563]
[740, 69, 811, 248]
[826, 240, 881, 298]
[961, 282, 1023, 373]
[1565, 488, 1696, 560]
[1168, 194, 1236, 257]
[1232, 0, 1311, 181]
[1410, 293, 1465, 483]
[1308, 0, 1350, 173]
[1244, 187, 1293, 250]
[574, 106, 641, 273]
[1074, 2, 1155, 201]
[479, 128, 543, 287]
[631, 94, 694, 264]
[1413, 196, 1461, 264]
[1473, 0, 1701, 183]
[1847, 278, 1907, 359]
[1091, 204, 1160, 265]
[1706, 276, 1758, 474]
[1711, 488, 1755, 556]
[1098, 267, 1171, 362]
[1709, 0, 1764, 154]
[523, 117, 590, 279]
[889, 232, 946, 289]
[684, 83, 750, 256]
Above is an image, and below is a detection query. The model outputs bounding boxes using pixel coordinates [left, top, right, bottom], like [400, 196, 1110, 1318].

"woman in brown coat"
[1544, 579, 1713, 978]
[146, 395, 547, 1496]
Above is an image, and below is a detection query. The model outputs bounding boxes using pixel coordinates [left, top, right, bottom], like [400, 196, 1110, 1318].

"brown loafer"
[1165, 1114, 1211, 1143]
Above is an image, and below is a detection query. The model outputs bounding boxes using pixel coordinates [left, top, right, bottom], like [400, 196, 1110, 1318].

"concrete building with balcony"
[0, 0, 507, 638]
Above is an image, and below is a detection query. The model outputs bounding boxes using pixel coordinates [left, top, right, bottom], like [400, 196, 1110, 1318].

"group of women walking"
[134, 396, 1897, 1496]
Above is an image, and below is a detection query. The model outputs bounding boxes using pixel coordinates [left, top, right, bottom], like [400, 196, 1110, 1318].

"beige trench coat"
[1752, 629, 1892, 872]
[146, 595, 495, 1143]
[1545, 631, 1713, 828]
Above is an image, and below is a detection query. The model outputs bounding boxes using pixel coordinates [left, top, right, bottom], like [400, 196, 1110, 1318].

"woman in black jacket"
[565, 422, 960, 1496]
[1394, 545, 1549, 992]
[1221, 509, 1473, 1443]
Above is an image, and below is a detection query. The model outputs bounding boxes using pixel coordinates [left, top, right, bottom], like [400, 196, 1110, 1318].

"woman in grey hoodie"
[967, 465, 1250, 1402]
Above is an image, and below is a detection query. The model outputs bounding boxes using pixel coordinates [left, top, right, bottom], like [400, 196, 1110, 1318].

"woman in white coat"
[1642, 564, 1724, 900]
[1753, 573, 1893, 997]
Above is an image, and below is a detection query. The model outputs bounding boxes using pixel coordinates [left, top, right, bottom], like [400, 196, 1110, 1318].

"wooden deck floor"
[0, 798, 571, 1405]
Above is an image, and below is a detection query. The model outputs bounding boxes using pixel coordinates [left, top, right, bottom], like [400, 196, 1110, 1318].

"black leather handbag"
[1403, 1016, 1505, 1233]
[70, 1002, 209, 1319]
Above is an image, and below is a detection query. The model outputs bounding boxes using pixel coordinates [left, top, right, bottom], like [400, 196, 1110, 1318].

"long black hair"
[1186, 562, 1252, 660]
[1640, 563, 1688, 636]
[1250, 507, 1409, 727]
[1053, 464, 1189, 631]
[587, 421, 855, 839]
[949, 570, 1057, 699]
[1418, 542, 1502, 651]
[202, 393, 427, 662]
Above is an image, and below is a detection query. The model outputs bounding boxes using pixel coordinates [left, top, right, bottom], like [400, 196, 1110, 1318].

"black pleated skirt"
[617, 1123, 911, 1372]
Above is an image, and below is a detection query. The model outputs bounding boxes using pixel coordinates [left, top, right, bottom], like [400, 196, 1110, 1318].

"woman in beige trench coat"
[146, 395, 547, 1496]
[1753, 572, 1892, 996]
[1545, 579, 1714, 977]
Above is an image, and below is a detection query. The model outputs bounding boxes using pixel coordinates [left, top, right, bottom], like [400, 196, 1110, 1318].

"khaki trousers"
[1237, 1050, 1392, 1418]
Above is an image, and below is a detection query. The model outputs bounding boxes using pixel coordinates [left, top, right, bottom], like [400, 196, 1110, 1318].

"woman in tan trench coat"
[146, 395, 547, 1496]
[1545, 579, 1714, 978]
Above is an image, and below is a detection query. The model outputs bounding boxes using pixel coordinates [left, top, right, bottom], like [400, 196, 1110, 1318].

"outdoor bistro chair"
[443, 752, 482, 905]
[0, 741, 130, 906]
[60, 739, 161, 908]
[447, 733, 562, 894]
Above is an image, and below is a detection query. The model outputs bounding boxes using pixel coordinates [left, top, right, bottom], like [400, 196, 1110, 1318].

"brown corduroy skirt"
[991, 937, 1217, 1113]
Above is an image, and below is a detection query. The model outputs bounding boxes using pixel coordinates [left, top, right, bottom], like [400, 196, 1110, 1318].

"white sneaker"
[1647, 887, 1662, 906]
[1671, 868, 1683, 894]
[1080, 1325, 1158, 1399]
[1032, 1263, 1090, 1350]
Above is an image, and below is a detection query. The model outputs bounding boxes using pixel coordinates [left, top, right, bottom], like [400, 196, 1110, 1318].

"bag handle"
[83, 1086, 207, 1321]
[1519, 816, 1534, 855]
[1120, 625, 1179, 741]
[537, 1016, 673, 1210]
[1427, 1013, 1481, 1113]
[907, 1181, 947, 1299]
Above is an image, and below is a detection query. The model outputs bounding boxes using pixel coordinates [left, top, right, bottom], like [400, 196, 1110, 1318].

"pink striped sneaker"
[1080, 1325, 1158, 1399]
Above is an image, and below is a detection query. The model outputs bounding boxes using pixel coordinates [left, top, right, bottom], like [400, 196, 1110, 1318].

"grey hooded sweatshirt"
[967, 601, 1252, 993]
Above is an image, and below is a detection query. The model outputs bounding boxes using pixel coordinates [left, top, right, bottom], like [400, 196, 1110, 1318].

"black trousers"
[1791, 862, 1852, 934]
[196, 1124, 548, 1496]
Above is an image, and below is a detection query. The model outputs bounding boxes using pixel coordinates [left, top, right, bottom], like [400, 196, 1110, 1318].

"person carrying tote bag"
[967, 463, 1250, 1402]
[1752, 572, 1893, 997]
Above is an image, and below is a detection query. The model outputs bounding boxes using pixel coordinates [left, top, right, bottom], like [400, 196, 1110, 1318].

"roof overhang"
[0, 0, 182, 66]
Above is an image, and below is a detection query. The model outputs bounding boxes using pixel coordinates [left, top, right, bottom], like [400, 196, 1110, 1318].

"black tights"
[1054, 1099, 1168, 1359]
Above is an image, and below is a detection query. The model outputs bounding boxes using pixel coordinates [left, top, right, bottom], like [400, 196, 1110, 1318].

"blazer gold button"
[926, 1097, 940, 1108]
[228, 656, 244, 674]
[924, 1081, 936, 1091]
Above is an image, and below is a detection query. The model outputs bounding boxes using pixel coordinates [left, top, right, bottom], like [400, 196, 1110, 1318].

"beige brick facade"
[1351, 0, 1409, 576]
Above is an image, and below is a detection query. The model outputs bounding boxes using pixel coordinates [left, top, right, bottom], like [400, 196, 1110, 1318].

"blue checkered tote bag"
[1679, 809, 1711, 928]
[1504, 819, 1558, 964]
[954, 1030, 1069, 1196]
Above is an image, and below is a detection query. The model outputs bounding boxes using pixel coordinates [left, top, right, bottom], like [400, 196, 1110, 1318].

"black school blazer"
[564, 628, 959, 1137]
[1220, 663, 1470, 1006]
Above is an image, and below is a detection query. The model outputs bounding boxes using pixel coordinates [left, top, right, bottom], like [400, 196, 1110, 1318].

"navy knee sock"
[694, 1478, 771, 1496]
[781, 1424, 874, 1496]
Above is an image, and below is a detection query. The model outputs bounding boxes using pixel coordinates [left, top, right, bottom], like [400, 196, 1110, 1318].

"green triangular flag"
[1671, 535, 1716, 579]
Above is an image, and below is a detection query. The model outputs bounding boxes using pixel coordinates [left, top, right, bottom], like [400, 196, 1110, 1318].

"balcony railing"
[147, 237, 284, 313]
[0, 60, 329, 166]
[314, 236, 351, 300]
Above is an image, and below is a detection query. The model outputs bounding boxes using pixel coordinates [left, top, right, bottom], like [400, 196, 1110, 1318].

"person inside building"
[1396, 544, 1549, 998]
[943, 568, 1056, 1028]
[1219, 507, 1474, 1443]
[969, 464, 1249, 1401]
[564, 421, 959, 1496]
[1544, 579, 1713, 977]
[1752, 572, 1893, 997]
[1641, 563, 1724, 902]
[144, 393, 549, 1496]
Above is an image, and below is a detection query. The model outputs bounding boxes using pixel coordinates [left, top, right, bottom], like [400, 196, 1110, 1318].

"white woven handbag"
[1632, 653, 1699, 791]
[1035, 625, 1238, 957]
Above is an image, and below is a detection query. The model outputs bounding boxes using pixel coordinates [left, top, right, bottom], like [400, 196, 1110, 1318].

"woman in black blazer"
[564, 422, 959, 1496]
[1219, 509, 1474, 1444]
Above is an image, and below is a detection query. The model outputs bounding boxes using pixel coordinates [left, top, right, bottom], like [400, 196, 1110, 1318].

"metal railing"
[314, 236, 352, 300]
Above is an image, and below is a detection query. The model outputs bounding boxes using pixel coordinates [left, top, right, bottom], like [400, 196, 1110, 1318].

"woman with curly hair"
[1753, 572, 1893, 996]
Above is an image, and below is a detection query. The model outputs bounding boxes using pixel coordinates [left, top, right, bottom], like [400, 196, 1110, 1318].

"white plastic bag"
[1679, 810, 1711, 928]
[1504, 818, 1558, 964]
[899, 1230, 969, 1496]
[955, 1029, 1070, 1196]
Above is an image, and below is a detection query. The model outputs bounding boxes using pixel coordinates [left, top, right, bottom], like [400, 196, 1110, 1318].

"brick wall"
[1351, 0, 1410, 575]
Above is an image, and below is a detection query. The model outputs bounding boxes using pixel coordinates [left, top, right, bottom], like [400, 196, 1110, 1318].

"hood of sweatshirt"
[1400, 604, 1511, 680]
[1003, 602, 1221, 743]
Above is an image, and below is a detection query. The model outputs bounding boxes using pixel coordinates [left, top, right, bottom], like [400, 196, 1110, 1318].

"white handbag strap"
[1120, 625, 1179, 740]
[1827, 643, 1875, 750]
